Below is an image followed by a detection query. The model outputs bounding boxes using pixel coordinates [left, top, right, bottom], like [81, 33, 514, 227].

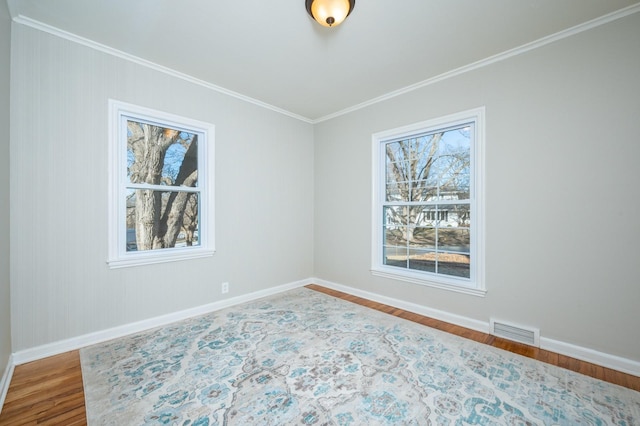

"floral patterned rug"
[80, 287, 640, 425]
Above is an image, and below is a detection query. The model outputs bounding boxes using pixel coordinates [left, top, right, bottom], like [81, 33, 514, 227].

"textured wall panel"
[0, 0, 12, 375]
[314, 13, 640, 362]
[9, 24, 314, 351]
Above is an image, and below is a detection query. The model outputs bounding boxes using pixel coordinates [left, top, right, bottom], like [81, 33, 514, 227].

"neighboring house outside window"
[371, 108, 485, 296]
[108, 100, 215, 268]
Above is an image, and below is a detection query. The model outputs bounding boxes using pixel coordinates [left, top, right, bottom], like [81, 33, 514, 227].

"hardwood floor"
[307, 284, 640, 392]
[1, 284, 638, 424]
[0, 351, 86, 425]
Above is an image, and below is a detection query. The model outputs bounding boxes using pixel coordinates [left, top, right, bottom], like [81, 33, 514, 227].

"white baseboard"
[8, 276, 640, 379]
[540, 337, 640, 378]
[312, 277, 640, 378]
[312, 278, 490, 334]
[12, 278, 312, 366]
[0, 354, 14, 416]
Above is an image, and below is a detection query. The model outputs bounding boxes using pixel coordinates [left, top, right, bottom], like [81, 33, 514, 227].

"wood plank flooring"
[307, 284, 640, 392]
[1, 284, 638, 425]
[0, 351, 86, 425]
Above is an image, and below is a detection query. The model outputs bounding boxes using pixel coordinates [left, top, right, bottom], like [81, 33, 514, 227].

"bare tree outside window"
[383, 126, 472, 278]
[108, 100, 215, 268]
[372, 108, 484, 293]
[126, 121, 200, 252]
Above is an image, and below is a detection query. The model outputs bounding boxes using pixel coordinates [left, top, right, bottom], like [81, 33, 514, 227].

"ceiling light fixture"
[305, 0, 355, 27]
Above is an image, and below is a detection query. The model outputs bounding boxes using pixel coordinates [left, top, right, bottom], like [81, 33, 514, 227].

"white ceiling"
[6, 0, 640, 121]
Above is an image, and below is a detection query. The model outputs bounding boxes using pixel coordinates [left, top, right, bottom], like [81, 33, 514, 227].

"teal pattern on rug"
[80, 287, 640, 425]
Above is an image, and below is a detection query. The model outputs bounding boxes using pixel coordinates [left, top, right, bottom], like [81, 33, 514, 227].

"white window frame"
[371, 107, 485, 296]
[108, 100, 215, 268]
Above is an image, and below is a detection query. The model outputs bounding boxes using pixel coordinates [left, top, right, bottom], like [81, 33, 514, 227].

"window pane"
[384, 206, 407, 226]
[408, 249, 436, 273]
[374, 111, 481, 288]
[411, 179, 438, 202]
[386, 161, 407, 180]
[437, 228, 470, 253]
[415, 207, 438, 226]
[126, 189, 200, 252]
[127, 120, 199, 187]
[437, 253, 470, 278]
[408, 227, 436, 249]
[386, 136, 440, 203]
[442, 204, 470, 227]
[385, 181, 408, 202]
[385, 160, 410, 202]
[440, 172, 470, 201]
[385, 142, 406, 162]
[406, 205, 425, 228]
[384, 246, 407, 268]
[384, 130, 471, 203]
[428, 126, 471, 201]
[439, 126, 471, 158]
[384, 226, 407, 247]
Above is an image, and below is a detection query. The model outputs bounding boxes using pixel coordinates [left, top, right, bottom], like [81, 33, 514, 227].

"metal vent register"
[490, 319, 540, 347]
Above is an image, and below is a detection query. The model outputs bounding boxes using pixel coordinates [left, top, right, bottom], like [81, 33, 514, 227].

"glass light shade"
[310, 0, 352, 27]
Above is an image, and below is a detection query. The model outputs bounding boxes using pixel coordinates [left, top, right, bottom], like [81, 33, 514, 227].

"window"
[372, 108, 485, 296]
[108, 100, 215, 268]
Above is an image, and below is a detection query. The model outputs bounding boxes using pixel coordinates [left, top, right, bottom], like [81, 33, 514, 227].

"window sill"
[108, 249, 215, 269]
[371, 267, 486, 297]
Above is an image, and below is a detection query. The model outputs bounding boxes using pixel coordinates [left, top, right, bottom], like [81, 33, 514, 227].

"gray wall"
[6, 9, 640, 366]
[9, 24, 314, 351]
[314, 13, 640, 361]
[0, 0, 11, 375]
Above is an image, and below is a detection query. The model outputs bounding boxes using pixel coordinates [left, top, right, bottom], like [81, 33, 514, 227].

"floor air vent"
[490, 319, 539, 347]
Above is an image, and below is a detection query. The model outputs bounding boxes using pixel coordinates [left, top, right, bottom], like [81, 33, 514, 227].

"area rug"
[80, 287, 640, 425]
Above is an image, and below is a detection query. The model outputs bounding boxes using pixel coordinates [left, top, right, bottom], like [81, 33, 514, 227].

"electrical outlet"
[221, 282, 229, 294]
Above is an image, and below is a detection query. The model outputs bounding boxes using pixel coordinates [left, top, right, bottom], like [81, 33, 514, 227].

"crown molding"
[311, 2, 640, 123]
[11, 15, 313, 124]
[11, 3, 640, 125]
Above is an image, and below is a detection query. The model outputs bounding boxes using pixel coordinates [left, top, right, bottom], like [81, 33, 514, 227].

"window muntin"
[109, 100, 215, 268]
[372, 108, 485, 295]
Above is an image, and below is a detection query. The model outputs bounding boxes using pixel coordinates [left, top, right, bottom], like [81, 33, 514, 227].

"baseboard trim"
[312, 278, 490, 334]
[311, 277, 640, 378]
[12, 278, 312, 366]
[9, 277, 639, 378]
[540, 337, 640, 378]
[0, 354, 15, 415]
